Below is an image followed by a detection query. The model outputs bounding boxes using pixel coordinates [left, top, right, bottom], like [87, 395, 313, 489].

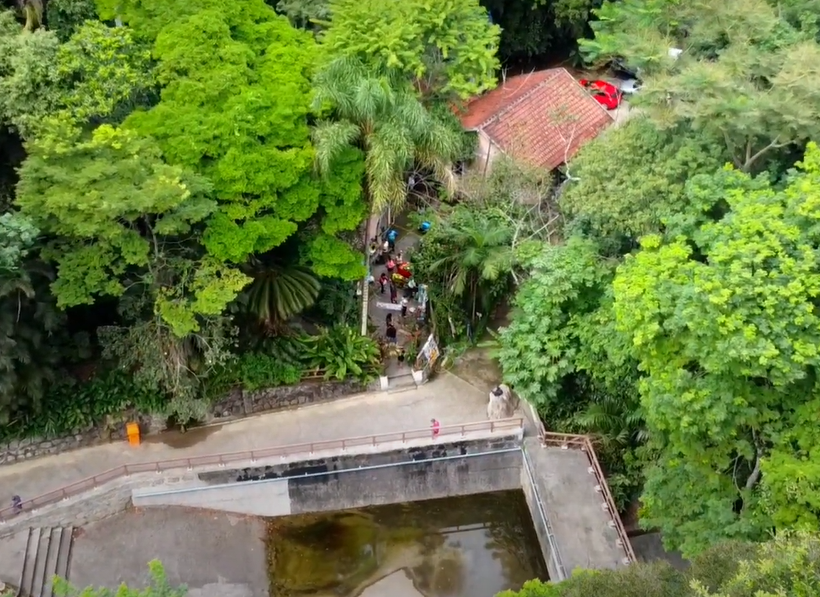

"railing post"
[490, 421, 495, 433]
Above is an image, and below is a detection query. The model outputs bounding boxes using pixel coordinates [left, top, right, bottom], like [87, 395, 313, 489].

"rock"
[487, 384, 519, 420]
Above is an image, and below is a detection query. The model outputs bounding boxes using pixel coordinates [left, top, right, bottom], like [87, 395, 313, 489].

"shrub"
[203, 351, 302, 399]
[0, 369, 163, 443]
[304, 326, 381, 381]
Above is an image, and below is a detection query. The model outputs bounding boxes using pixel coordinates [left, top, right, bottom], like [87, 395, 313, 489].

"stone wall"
[0, 379, 368, 467]
[0, 412, 167, 466]
[207, 379, 368, 423]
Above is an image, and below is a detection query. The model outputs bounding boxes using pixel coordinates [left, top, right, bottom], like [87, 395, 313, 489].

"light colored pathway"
[0, 373, 489, 510]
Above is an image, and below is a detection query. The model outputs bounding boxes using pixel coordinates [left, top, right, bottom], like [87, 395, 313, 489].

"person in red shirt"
[431, 418, 441, 438]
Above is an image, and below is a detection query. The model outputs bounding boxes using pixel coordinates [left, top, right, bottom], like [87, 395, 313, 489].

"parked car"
[617, 78, 642, 95]
[578, 79, 622, 110]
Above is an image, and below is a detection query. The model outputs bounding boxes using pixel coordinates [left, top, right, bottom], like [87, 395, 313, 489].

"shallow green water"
[266, 490, 548, 597]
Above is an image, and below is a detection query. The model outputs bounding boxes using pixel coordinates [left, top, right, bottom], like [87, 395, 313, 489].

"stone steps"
[387, 372, 417, 393]
[16, 527, 73, 597]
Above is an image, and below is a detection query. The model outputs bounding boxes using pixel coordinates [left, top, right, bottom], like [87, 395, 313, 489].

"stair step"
[53, 527, 74, 592]
[387, 375, 417, 393]
[16, 528, 36, 597]
[40, 528, 62, 597]
[28, 528, 51, 597]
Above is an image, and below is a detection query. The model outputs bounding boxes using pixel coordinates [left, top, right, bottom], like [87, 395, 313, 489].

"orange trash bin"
[126, 422, 141, 447]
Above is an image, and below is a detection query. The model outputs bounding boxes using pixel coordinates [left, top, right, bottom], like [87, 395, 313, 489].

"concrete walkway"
[0, 373, 489, 512]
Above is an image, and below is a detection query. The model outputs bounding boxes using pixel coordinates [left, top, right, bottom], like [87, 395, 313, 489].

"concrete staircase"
[387, 372, 418, 393]
[16, 528, 73, 597]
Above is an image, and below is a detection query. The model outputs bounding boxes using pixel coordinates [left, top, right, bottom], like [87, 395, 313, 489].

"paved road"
[0, 373, 489, 511]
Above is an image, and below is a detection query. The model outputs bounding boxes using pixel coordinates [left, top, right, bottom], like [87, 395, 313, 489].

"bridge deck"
[524, 436, 625, 573]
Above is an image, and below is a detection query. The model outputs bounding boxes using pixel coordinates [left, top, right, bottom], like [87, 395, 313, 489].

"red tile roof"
[458, 68, 614, 171]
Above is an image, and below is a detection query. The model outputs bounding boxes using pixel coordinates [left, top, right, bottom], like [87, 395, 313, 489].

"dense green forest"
[4, 0, 820, 586]
[0, 0, 499, 434]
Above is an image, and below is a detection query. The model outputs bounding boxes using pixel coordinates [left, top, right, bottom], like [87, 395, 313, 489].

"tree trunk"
[360, 181, 375, 336]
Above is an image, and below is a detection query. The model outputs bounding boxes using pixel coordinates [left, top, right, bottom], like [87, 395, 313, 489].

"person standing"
[379, 272, 388, 294]
[431, 418, 441, 439]
[386, 228, 398, 251]
[400, 296, 408, 319]
[389, 282, 398, 304]
[387, 257, 396, 275]
[386, 323, 398, 344]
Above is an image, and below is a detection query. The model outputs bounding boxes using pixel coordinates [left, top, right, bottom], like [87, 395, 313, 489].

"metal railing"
[540, 430, 636, 563]
[521, 446, 567, 580]
[0, 417, 524, 524]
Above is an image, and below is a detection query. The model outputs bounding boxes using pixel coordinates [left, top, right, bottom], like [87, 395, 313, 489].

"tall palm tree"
[312, 57, 460, 216]
[312, 57, 462, 334]
[428, 211, 515, 324]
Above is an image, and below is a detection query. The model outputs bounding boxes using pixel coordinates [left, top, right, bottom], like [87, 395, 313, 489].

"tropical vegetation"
[3, 0, 820, 586]
[492, 0, 820, 563]
[501, 532, 820, 597]
[0, 0, 496, 433]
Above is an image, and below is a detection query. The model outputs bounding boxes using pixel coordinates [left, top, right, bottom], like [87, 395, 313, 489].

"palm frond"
[245, 263, 321, 327]
[312, 120, 361, 175]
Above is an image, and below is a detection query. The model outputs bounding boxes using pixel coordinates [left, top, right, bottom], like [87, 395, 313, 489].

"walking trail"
[0, 373, 491, 511]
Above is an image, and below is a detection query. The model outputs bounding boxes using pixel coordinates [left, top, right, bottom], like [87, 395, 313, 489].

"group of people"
[370, 227, 418, 305]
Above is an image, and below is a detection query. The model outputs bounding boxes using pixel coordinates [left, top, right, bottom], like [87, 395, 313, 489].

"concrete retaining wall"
[0, 428, 523, 540]
[133, 438, 523, 517]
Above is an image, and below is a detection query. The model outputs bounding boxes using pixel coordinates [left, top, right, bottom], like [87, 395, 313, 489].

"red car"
[579, 79, 622, 110]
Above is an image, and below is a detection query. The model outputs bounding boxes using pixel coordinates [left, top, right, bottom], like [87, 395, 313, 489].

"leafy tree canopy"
[0, 13, 154, 140]
[580, 0, 820, 171]
[320, 0, 501, 99]
[613, 142, 820, 555]
[122, 0, 366, 277]
[276, 0, 330, 29]
[561, 117, 728, 254]
[0, 211, 37, 272]
[498, 236, 617, 411]
[16, 121, 249, 337]
[500, 532, 820, 597]
[482, 0, 599, 62]
[46, 0, 98, 40]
